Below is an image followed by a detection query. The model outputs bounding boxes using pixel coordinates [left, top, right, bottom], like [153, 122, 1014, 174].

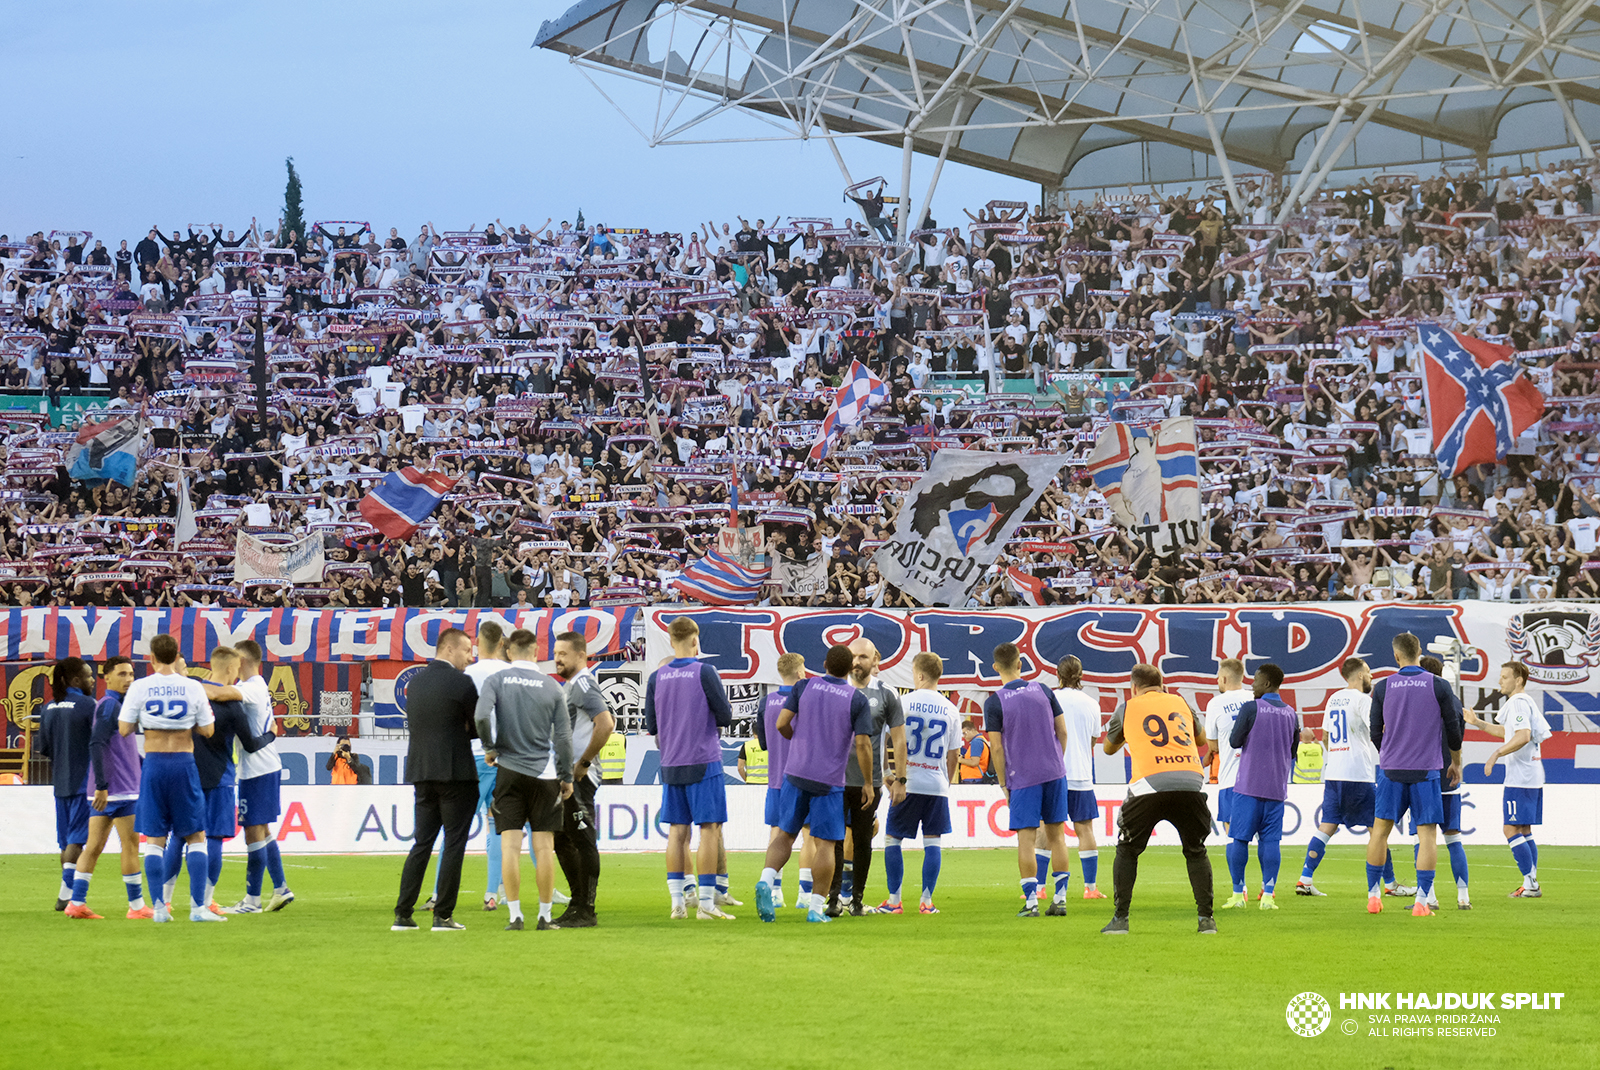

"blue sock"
[1382, 850, 1395, 886]
[1366, 862, 1384, 897]
[186, 848, 208, 911]
[1416, 868, 1435, 902]
[207, 837, 224, 887]
[61, 864, 75, 891]
[841, 861, 854, 902]
[884, 839, 904, 898]
[1527, 838, 1538, 878]
[1259, 841, 1281, 894]
[715, 873, 729, 896]
[1080, 849, 1098, 888]
[143, 848, 165, 903]
[1412, 842, 1419, 869]
[1226, 840, 1249, 893]
[773, 873, 782, 899]
[1051, 870, 1070, 903]
[1301, 831, 1329, 880]
[162, 837, 184, 889]
[1034, 848, 1049, 887]
[922, 839, 942, 899]
[1020, 877, 1038, 906]
[71, 872, 91, 904]
[1445, 836, 1469, 891]
[485, 814, 500, 895]
[696, 874, 715, 910]
[124, 872, 143, 904]
[1507, 835, 1534, 877]
[264, 840, 287, 892]
[246, 840, 267, 897]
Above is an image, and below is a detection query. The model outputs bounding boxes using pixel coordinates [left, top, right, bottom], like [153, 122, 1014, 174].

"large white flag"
[232, 530, 326, 585]
[874, 450, 1072, 607]
[174, 473, 198, 548]
[1083, 416, 1201, 556]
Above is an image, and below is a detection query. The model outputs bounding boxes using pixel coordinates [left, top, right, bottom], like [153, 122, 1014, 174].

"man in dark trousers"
[38, 658, 97, 911]
[393, 628, 480, 931]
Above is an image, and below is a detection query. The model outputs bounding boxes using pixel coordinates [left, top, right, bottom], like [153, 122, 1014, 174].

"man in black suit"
[392, 628, 480, 931]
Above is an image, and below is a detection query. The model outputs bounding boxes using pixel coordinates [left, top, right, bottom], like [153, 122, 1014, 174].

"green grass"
[1, 846, 1594, 1070]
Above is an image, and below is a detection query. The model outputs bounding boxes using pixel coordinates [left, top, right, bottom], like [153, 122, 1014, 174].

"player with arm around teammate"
[64, 658, 146, 919]
[191, 648, 276, 916]
[755, 653, 807, 910]
[1202, 659, 1249, 841]
[1412, 655, 1467, 910]
[1220, 664, 1299, 912]
[878, 653, 959, 915]
[1470, 661, 1551, 899]
[1052, 655, 1107, 900]
[226, 640, 295, 914]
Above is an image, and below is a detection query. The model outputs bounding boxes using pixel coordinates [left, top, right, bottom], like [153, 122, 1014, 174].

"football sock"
[811, 891, 827, 915]
[922, 837, 943, 900]
[798, 867, 813, 897]
[1416, 868, 1435, 904]
[773, 874, 783, 899]
[1443, 833, 1469, 891]
[1507, 835, 1534, 878]
[71, 870, 91, 905]
[186, 848, 208, 911]
[667, 871, 685, 908]
[840, 860, 854, 903]
[715, 873, 730, 897]
[162, 838, 184, 902]
[60, 864, 75, 901]
[507, 898, 522, 922]
[246, 839, 268, 897]
[123, 871, 144, 908]
[1381, 850, 1396, 886]
[883, 838, 904, 900]
[207, 837, 224, 896]
[1051, 870, 1070, 904]
[1259, 841, 1281, 894]
[1226, 840, 1249, 893]
[538, 900, 552, 922]
[1412, 842, 1419, 869]
[1034, 848, 1050, 888]
[265, 840, 287, 893]
[697, 874, 715, 912]
[760, 866, 779, 886]
[1020, 877, 1038, 908]
[1366, 862, 1384, 898]
[1079, 849, 1098, 888]
[1527, 838, 1538, 880]
[141, 843, 165, 904]
[1301, 831, 1330, 880]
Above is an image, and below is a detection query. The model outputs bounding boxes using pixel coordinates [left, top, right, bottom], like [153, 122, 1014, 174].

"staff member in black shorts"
[476, 628, 573, 932]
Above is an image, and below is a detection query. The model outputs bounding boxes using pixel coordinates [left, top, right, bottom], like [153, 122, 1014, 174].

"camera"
[1426, 636, 1462, 658]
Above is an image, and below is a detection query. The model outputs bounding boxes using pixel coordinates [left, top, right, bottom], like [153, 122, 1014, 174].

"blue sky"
[1, 1, 1036, 245]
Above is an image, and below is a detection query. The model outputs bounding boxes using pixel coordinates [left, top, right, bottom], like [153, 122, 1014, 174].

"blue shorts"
[55, 794, 89, 848]
[1320, 780, 1375, 829]
[659, 764, 727, 827]
[1066, 788, 1099, 825]
[764, 787, 783, 827]
[204, 785, 238, 839]
[135, 753, 205, 840]
[777, 778, 845, 841]
[1503, 786, 1543, 827]
[1216, 787, 1236, 825]
[1008, 777, 1070, 830]
[90, 799, 138, 820]
[237, 772, 281, 827]
[1412, 793, 1463, 835]
[886, 794, 953, 839]
[1229, 794, 1285, 843]
[1374, 769, 1443, 827]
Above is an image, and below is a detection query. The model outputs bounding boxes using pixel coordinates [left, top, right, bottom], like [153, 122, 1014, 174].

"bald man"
[829, 638, 907, 916]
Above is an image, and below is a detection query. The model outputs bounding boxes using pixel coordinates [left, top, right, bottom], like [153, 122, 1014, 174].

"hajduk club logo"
[1506, 607, 1600, 684]
[1286, 992, 1333, 1037]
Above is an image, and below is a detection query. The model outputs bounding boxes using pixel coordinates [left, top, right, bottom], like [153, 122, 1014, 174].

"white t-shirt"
[1500, 692, 1547, 789]
[1203, 690, 1250, 790]
[1321, 686, 1376, 783]
[236, 674, 282, 780]
[119, 672, 215, 732]
[465, 657, 510, 759]
[900, 688, 959, 797]
[1053, 687, 1101, 790]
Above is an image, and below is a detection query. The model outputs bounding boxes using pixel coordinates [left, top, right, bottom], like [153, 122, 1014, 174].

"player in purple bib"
[1220, 664, 1298, 912]
[756, 645, 874, 924]
[644, 617, 735, 920]
[64, 658, 149, 919]
[753, 653, 806, 910]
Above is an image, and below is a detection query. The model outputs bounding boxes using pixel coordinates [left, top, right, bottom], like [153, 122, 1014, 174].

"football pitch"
[2, 846, 1593, 1070]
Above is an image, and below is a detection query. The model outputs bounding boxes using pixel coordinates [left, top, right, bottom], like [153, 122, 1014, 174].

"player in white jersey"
[1052, 656, 1107, 899]
[226, 640, 294, 913]
[1203, 659, 1250, 838]
[877, 653, 959, 914]
[116, 634, 219, 923]
[1297, 657, 1393, 897]
[1472, 661, 1551, 898]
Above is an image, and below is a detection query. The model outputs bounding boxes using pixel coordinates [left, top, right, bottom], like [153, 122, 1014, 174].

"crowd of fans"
[3, 158, 1600, 613]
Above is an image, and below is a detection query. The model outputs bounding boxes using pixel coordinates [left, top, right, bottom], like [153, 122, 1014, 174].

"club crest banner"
[233, 531, 327, 584]
[874, 450, 1071, 606]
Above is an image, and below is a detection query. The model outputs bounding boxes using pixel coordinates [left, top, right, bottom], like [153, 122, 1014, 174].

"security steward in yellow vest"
[596, 733, 626, 782]
[1100, 663, 1216, 935]
[739, 736, 768, 785]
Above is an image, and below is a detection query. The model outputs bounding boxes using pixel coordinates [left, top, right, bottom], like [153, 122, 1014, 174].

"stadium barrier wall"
[5, 784, 1597, 854]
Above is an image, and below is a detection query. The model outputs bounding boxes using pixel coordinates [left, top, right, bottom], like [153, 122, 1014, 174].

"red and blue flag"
[809, 359, 889, 461]
[672, 548, 771, 605]
[1420, 328, 1544, 475]
[357, 467, 459, 540]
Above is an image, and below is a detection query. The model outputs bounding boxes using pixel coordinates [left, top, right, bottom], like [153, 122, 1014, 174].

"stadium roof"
[535, 0, 1600, 214]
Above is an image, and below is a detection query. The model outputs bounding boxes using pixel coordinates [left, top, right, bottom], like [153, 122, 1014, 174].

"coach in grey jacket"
[475, 628, 573, 930]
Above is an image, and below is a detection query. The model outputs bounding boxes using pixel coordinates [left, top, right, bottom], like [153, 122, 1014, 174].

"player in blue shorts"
[985, 643, 1073, 918]
[1203, 660, 1249, 842]
[754, 653, 805, 910]
[879, 653, 958, 914]
[1052, 656, 1107, 899]
[65, 658, 150, 920]
[191, 648, 276, 916]
[645, 617, 735, 920]
[117, 634, 223, 924]
[1409, 656, 1468, 909]
[227, 640, 295, 914]
[39, 658, 98, 912]
[1473, 661, 1551, 899]
[1221, 665, 1298, 912]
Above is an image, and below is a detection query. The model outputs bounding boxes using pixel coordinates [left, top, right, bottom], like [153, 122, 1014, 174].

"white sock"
[812, 891, 827, 914]
[60, 867, 74, 900]
[508, 899, 523, 922]
[760, 867, 778, 886]
[164, 878, 177, 907]
[538, 900, 552, 922]
[205, 881, 216, 907]
[245, 893, 261, 908]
